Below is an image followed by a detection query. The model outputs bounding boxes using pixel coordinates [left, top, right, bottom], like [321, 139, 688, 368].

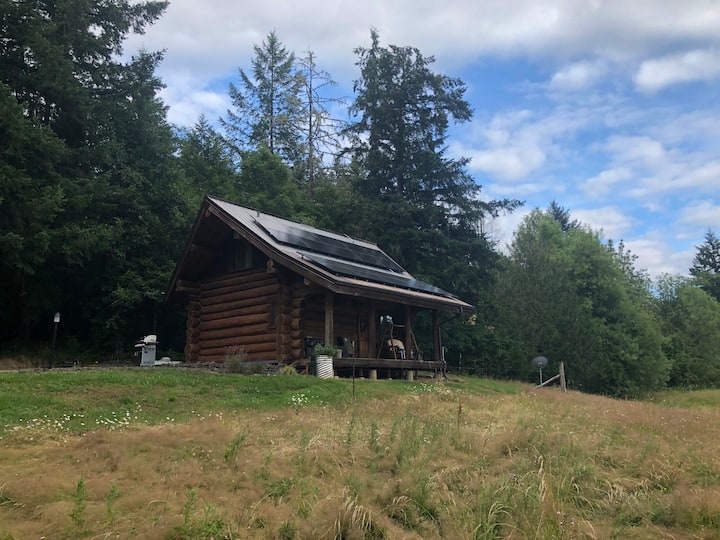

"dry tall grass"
[1, 382, 719, 539]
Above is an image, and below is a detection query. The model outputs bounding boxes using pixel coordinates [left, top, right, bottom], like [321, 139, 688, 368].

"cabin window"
[231, 239, 254, 272]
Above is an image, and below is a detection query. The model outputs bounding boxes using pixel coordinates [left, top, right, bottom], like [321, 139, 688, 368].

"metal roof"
[166, 197, 474, 313]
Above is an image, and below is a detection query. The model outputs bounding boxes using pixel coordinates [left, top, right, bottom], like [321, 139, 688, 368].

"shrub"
[224, 345, 266, 374]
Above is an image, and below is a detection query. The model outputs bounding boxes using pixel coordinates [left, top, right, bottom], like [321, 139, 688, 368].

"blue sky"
[125, 0, 720, 278]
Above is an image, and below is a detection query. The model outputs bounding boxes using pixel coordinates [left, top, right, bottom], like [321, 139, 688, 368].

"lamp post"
[50, 312, 60, 369]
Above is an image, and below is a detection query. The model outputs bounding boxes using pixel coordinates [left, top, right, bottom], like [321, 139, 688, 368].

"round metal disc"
[531, 356, 548, 369]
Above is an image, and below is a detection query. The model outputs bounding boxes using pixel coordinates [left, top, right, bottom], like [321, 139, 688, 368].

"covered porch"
[297, 289, 450, 379]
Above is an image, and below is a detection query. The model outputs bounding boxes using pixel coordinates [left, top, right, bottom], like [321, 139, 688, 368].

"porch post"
[369, 302, 376, 358]
[404, 305, 413, 359]
[433, 310, 441, 362]
[324, 291, 334, 348]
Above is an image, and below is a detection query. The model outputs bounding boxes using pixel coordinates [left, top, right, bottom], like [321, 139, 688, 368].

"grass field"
[1, 365, 719, 539]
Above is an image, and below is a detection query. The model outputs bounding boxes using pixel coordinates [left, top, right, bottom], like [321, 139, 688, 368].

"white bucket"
[315, 355, 334, 379]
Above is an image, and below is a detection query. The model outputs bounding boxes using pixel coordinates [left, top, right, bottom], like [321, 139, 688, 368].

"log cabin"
[165, 196, 474, 377]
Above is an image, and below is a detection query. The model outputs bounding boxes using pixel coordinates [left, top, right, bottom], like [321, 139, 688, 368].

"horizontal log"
[200, 268, 269, 288]
[278, 335, 304, 349]
[200, 284, 278, 306]
[187, 318, 201, 327]
[202, 279, 278, 300]
[200, 303, 267, 322]
[201, 272, 277, 292]
[238, 342, 276, 354]
[201, 295, 273, 315]
[199, 328, 276, 343]
[199, 312, 268, 332]
[198, 338, 243, 352]
[198, 323, 269, 342]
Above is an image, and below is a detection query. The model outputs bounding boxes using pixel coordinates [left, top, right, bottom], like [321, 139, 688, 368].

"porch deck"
[332, 357, 445, 371]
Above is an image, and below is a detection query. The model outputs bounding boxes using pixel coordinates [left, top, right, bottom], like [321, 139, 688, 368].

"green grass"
[3, 368, 719, 539]
[649, 388, 720, 409]
[0, 368, 521, 435]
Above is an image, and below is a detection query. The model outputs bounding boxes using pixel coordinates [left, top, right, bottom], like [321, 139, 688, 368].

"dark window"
[229, 239, 255, 272]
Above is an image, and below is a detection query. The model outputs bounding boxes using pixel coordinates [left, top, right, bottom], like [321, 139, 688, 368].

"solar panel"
[257, 219, 405, 273]
[302, 252, 458, 299]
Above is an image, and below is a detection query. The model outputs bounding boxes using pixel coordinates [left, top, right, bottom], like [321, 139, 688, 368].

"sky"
[124, 0, 720, 279]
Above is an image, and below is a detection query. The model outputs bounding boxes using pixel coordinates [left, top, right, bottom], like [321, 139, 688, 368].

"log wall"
[195, 267, 280, 363]
[184, 266, 376, 365]
[185, 290, 201, 362]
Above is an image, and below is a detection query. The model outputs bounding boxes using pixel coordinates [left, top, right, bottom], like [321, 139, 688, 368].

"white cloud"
[602, 135, 667, 168]
[676, 161, 720, 191]
[623, 236, 692, 277]
[160, 86, 231, 127]
[581, 167, 633, 198]
[635, 49, 720, 92]
[465, 146, 547, 181]
[573, 206, 636, 241]
[460, 106, 592, 182]
[549, 60, 606, 91]
[125, 0, 720, 98]
[676, 200, 720, 228]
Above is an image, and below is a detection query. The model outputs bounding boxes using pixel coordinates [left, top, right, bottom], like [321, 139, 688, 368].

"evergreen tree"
[0, 84, 67, 340]
[347, 29, 472, 200]
[177, 115, 240, 207]
[76, 49, 188, 350]
[236, 148, 309, 220]
[547, 200, 580, 232]
[345, 30, 520, 302]
[690, 230, 720, 302]
[0, 0, 189, 354]
[222, 31, 303, 165]
[0, 0, 167, 146]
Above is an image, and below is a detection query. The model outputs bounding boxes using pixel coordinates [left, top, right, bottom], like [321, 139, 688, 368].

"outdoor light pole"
[50, 312, 60, 369]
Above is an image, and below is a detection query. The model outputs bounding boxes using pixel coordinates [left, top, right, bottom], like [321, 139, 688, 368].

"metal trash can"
[315, 355, 334, 379]
[135, 335, 158, 367]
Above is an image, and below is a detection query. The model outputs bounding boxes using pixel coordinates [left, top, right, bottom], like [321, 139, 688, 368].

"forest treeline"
[2, 1, 719, 397]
